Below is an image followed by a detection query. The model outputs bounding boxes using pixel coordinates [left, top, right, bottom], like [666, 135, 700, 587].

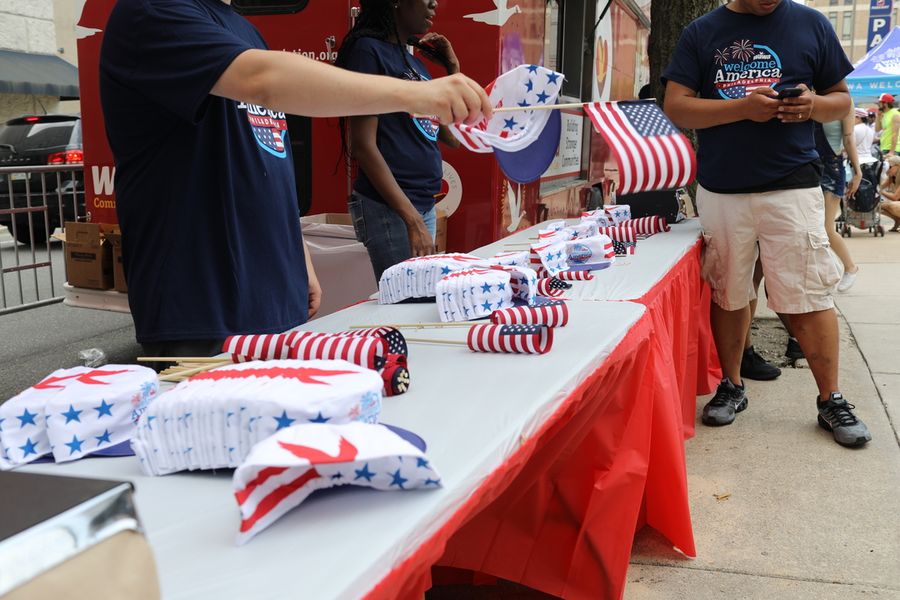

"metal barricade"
[0, 164, 85, 314]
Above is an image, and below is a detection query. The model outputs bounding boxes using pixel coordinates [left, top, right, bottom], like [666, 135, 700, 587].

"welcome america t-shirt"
[342, 37, 443, 212]
[100, 0, 308, 343]
[662, 1, 853, 192]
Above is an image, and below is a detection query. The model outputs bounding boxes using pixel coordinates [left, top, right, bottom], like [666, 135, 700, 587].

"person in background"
[854, 107, 877, 166]
[816, 110, 861, 292]
[337, 0, 462, 281]
[878, 155, 900, 231]
[663, 0, 872, 447]
[876, 93, 900, 157]
[99, 0, 489, 361]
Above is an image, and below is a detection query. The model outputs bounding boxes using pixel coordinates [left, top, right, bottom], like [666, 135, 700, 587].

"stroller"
[840, 160, 885, 237]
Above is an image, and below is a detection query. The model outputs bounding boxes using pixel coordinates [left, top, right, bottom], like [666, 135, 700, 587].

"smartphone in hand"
[776, 86, 804, 100]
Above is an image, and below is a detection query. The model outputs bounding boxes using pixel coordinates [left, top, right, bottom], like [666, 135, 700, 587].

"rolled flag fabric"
[604, 204, 632, 224]
[622, 215, 670, 236]
[565, 235, 616, 271]
[488, 251, 530, 269]
[556, 270, 594, 281]
[223, 332, 307, 362]
[289, 332, 387, 370]
[233, 422, 441, 545]
[581, 209, 613, 227]
[0, 366, 158, 469]
[448, 64, 564, 154]
[436, 268, 514, 322]
[340, 327, 408, 358]
[597, 225, 637, 255]
[536, 276, 571, 298]
[131, 359, 384, 476]
[490, 301, 569, 327]
[467, 324, 554, 354]
[531, 241, 568, 277]
[584, 100, 696, 194]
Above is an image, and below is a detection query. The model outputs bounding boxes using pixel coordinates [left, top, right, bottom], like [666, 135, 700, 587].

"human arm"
[416, 33, 463, 149]
[211, 49, 490, 125]
[349, 115, 434, 257]
[303, 240, 321, 318]
[775, 81, 851, 124]
[842, 110, 862, 197]
[663, 81, 782, 129]
[888, 112, 900, 157]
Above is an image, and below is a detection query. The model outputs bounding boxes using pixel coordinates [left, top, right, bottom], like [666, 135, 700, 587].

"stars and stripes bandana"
[467, 323, 554, 354]
[560, 222, 600, 240]
[565, 235, 615, 271]
[556, 270, 594, 281]
[448, 64, 564, 153]
[622, 215, 670, 236]
[0, 366, 159, 469]
[604, 204, 632, 224]
[130, 360, 383, 476]
[490, 300, 569, 327]
[488, 251, 530, 269]
[378, 253, 489, 304]
[581, 209, 613, 227]
[584, 100, 696, 194]
[436, 268, 514, 322]
[488, 264, 539, 306]
[531, 241, 568, 277]
[233, 422, 440, 545]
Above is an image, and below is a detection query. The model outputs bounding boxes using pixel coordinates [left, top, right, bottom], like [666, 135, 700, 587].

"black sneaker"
[785, 337, 804, 360]
[702, 378, 748, 426]
[740, 346, 781, 381]
[817, 393, 872, 447]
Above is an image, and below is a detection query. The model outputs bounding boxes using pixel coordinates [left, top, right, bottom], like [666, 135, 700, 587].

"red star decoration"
[33, 369, 132, 389]
[190, 367, 358, 385]
[278, 436, 359, 465]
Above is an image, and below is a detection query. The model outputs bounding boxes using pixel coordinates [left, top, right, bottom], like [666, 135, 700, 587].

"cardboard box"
[61, 222, 113, 290]
[103, 227, 128, 293]
[300, 213, 352, 226]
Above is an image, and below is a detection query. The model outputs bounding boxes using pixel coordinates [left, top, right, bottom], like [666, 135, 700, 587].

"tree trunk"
[649, 0, 720, 205]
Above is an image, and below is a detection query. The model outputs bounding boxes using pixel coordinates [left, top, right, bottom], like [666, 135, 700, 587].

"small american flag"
[584, 100, 696, 195]
[467, 324, 554, 354]
[623, 216, 670, 237]
[557, 271, 594, 281]
[341, 327, 408, 358]
[597, 225, 637, 255]
[222, 333, 306, 363]
[490, 300, 569, 327]
[536, 276, 571, 298]
[289, 333, 387, 370]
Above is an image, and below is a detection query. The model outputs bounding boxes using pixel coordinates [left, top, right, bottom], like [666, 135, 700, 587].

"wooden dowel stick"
[492, 102, 586, 113]
[158, 361, 232, 382]
[349, 323, 477, 329]
[405, 338, 469, 346]
[138, 356, 229, 363]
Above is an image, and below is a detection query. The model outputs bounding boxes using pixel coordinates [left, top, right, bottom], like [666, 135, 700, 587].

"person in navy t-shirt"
[337, 0, 462, 281]
[663, 0, 871, 446]
[99, 0, 490, 362]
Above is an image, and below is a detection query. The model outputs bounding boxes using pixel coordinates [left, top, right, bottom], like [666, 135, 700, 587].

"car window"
[24, 123, 76, 150]
[0, 125, 28, 149]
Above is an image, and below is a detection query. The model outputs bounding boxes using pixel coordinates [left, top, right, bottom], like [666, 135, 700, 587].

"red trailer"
[75, 0, 650, 251]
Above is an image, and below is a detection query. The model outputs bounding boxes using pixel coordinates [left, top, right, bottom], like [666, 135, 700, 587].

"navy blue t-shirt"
[99, 0, 308, 343]
[342, 37, 442, 212]
[662, 1, 853, 192]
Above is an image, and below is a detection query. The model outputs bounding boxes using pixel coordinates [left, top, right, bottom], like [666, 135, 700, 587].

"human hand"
[410, 74, 491, 125]
[742, 87, 781, 122]
[777, 84, 815, 124]
[418, 33, 460, 74]
[307, 269, 322, 318]
[406, 217, 435, 257]
[847, 169, 862, 198]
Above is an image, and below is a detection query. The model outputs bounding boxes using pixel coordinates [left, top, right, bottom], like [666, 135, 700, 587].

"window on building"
[828, 12, 838, 31]
[829, 0, 838, 5]
[842, 12, 853, 41]
[232, 0, 309, 15]
[843, 0, 853, 5]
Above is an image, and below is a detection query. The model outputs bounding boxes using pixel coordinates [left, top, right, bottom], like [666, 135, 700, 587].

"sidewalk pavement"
[625, 228, 900, 599]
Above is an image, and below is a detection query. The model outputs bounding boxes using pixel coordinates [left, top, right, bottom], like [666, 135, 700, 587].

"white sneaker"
[837, 267, 858, 292]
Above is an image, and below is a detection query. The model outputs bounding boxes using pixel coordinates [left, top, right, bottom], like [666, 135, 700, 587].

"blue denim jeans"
[348, 192, 436, 280]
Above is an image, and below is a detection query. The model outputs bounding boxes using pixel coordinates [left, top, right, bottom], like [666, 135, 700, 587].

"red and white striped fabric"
[557, 270, 594, 281]
[467, 324, 554, 354]
[233, 422, 441, 545]
[622, 216, 670, 236]
[339, 327, 408, 357]
[597, 225, 638, 244]
[288, 333, 386, 370]
[222, 332, 307, 363]
[536, 277, 569, 298]
[583, 100, 696, 194]
[490, 301, 569, 327]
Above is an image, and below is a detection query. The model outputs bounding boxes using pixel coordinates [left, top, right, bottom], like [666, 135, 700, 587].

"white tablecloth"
[473, 218, 703, 301]
[22, 300, 646, 600]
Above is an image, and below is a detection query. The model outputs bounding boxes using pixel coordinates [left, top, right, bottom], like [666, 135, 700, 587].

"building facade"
[807, 0, 899, 63]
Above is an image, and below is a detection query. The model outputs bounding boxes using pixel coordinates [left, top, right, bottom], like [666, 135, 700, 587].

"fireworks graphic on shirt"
[729, 40, 755, 62]
[714, 49, 729, 66]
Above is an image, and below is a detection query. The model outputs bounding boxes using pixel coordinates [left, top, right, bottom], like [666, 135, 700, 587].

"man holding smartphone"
[662, 0, 871, 447]
[875, 93, 900, 156]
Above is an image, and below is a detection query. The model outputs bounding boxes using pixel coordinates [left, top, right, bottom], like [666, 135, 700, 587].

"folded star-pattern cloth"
[233, 422, 441, 545]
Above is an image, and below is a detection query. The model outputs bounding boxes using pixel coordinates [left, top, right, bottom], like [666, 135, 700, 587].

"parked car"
[0, 115, 84, 245]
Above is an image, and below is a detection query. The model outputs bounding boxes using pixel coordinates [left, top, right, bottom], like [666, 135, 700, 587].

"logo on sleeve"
[713, 40, 782, 99]
[238, 102, 289, 158]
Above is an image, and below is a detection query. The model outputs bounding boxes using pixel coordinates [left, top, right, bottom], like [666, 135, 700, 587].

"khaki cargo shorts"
[697, 185, 842, 314]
